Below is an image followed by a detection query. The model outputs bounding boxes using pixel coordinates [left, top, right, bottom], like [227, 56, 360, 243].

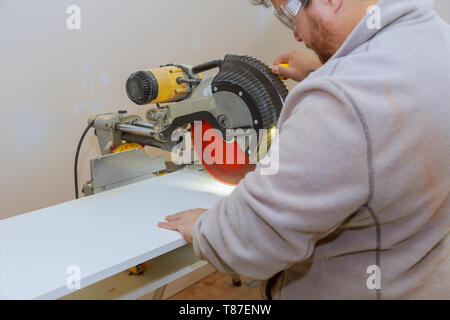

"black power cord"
[74, 120, 94, 199]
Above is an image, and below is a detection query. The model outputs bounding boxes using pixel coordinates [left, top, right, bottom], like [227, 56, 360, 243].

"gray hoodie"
[193, 0, 450, 299]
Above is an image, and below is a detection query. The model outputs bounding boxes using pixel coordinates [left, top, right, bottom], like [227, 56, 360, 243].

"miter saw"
[79, 54, 288, 198]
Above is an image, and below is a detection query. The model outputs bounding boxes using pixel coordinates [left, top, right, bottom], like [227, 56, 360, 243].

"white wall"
[0, 1, 448, 220]
[0, 0, 299, 220]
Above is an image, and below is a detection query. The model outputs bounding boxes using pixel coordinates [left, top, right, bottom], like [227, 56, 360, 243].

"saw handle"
[272, 63, 290, 81]
[192, 59, 223, 74]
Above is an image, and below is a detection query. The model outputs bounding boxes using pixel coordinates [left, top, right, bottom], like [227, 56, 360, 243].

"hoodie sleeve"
[192, 86, 370, 280]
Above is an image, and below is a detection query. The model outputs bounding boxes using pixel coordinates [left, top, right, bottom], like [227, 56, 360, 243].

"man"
[158, 0, 450, 299]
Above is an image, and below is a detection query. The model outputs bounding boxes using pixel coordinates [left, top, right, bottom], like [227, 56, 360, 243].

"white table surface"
[0, 168, 234, 299]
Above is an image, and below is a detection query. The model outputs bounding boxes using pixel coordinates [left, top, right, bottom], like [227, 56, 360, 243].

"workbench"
[0, 169, 234, 299]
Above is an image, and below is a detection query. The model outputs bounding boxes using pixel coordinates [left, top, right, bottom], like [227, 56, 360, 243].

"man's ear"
[321, 0, 344, 13]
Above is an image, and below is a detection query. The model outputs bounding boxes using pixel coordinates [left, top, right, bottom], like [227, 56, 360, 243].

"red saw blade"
[191, 121, 256, 185]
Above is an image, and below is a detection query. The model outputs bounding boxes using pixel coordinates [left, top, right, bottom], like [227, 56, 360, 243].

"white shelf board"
[0, 168, 233, 299]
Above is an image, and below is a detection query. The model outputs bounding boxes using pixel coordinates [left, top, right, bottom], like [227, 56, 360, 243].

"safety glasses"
[274, 0, 304, 31]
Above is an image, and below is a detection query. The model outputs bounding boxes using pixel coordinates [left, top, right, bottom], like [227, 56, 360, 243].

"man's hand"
[273, 50, 323, 82]
[157, 208, 207, 243]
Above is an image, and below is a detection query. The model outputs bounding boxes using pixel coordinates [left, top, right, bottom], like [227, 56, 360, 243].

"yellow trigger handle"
[271, 63, 290, 81]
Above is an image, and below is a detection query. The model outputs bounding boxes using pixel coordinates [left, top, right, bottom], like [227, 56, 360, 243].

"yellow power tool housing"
[126, 65, 195, 105]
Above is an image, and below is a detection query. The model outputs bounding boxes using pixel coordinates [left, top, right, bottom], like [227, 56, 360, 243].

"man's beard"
[304, 11, 339, 64]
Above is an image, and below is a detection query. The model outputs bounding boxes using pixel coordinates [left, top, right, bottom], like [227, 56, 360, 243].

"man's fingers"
[165, 211, 188, 221]
[273, 53, 291, 65]
[275, 65, 296, 79]
[157, 221, 179, 230]
[165, 215, 181, 222]
[273, 57, 288, 65]
[165, 208, 206, 221]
